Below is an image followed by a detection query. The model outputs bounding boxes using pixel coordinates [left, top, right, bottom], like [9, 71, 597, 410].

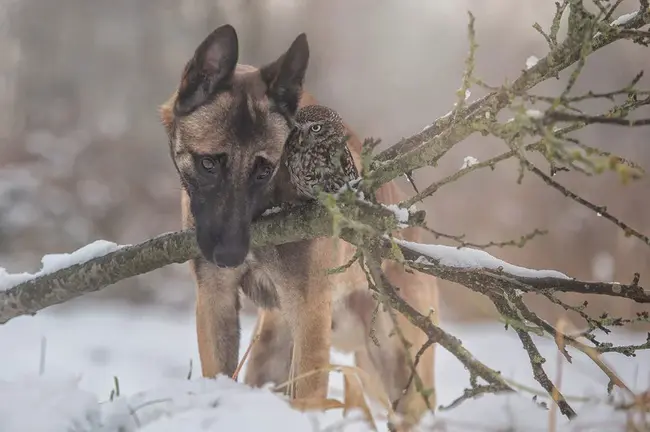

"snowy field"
[1, 300, 649, 432]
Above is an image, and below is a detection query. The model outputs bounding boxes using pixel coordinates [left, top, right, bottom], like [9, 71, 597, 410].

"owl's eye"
[310, 124, 322, 133]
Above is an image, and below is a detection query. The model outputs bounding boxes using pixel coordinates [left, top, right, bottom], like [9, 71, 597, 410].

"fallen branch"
[0, 199, 420, 324]
[4, 202, 647, 326]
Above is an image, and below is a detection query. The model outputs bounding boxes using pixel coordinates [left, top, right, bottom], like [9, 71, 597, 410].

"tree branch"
[367, 6, 650, 190]
[0, 200, 416, 324]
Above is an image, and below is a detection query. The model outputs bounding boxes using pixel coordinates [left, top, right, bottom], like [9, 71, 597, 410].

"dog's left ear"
[175, 24, 239, 116]
[260, 33, 310, 115]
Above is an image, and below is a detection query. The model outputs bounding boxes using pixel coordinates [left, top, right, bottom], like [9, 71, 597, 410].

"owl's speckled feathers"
[285, 105, 359, 200]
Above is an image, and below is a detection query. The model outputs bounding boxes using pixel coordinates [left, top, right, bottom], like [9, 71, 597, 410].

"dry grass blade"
[343, 370, 378, 431]
[232, 310, 266, 381]
[290, 397, 345, 411]
[618, 390, 650, 431]
[549, 316, 569, 432]
[274, 363, 397, 429]
[575, 341, 633, 395]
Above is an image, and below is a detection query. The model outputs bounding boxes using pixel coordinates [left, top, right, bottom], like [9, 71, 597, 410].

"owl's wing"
[340, 145, 360, 182]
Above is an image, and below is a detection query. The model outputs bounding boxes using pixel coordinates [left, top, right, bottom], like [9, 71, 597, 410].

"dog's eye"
[198, 154, 226, 173]
[200, 157, 216, 172]
[256, 164, 273, 181]
[310, 124, 322, 133]
[253, 156, 274, 182]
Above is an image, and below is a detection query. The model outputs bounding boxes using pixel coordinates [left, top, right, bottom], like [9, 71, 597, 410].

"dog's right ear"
[260, 33, 310, 116]
[174, 24, 239, 116]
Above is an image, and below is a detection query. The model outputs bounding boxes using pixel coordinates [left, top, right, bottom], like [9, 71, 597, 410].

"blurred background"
[0, 0, 648, 328]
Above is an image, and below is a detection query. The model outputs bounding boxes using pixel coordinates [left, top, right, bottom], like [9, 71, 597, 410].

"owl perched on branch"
[284, 105, 360, 200]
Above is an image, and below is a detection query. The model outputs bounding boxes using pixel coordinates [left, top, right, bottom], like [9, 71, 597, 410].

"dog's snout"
[211, 243, 248, 268]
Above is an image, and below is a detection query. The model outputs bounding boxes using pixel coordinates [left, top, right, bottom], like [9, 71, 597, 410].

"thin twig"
[421, 225, 547, 250]
[523, 159, 650, 247]
[545, 111, 650, 126]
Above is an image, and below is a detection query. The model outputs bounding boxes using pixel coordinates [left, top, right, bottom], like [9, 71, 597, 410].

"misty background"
[0, 0, 648, 329]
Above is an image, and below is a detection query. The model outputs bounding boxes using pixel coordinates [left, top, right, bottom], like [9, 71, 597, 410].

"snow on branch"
[0, 231, 196, 324]
[0, 240, 128, 291]
[397, 240, 569, 280]
[395, 239, 650, 304]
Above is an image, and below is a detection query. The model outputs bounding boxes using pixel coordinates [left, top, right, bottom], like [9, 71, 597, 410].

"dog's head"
[161, 25, 309, 267]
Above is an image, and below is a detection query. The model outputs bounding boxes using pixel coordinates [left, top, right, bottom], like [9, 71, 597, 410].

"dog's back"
[246, 93, 440, 427]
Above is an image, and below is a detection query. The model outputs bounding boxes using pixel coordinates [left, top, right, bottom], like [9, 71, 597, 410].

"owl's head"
[294, 104, 346, 145]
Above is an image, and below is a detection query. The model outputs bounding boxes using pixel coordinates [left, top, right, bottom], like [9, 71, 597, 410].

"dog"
[159, 24, 440, 427]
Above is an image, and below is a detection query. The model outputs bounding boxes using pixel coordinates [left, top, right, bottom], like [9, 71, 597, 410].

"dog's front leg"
[192, 257, 242, 379]
[277, 241, 333, 400]
[289, 284, 332, 399]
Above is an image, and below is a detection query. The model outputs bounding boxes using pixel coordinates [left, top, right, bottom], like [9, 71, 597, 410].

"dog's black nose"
[211, 245, 247, 268]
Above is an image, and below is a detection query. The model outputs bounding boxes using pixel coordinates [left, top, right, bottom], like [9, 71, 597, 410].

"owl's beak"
[286, 125, 302, 146]
[296, 125, 308, 143]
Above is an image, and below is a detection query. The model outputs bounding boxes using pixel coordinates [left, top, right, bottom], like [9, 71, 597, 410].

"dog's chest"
[240, 250, 282, 309]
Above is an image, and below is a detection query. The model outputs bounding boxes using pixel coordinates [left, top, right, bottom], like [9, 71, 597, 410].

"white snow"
[525, 55, 539, 69]
[0, 307, 370, 432]
[395, 239, 570, 279]
[261, 206, 282, 217]
[104, 377, 334, 432]
[460, 156, 479, 170]
[464, 89, 471, 101]
[595, 10, 638, 38]
[381, 203, 410, 224]
[611, 11, 637, 26]
[334, 177, 363, 197]
[526, 109, 544, 119]
[421, 110, 453, 133]
[0, 303, 648, 431]
[0, 240, 128, 291]
[0, 377, 102, 432]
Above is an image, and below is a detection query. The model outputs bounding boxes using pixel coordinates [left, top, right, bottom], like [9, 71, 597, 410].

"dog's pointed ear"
[260, 33, 309, 115]
[175, 24, 239, 116]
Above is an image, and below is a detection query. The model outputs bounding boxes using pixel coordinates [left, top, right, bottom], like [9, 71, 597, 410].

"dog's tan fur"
[160, 25, 439, 426]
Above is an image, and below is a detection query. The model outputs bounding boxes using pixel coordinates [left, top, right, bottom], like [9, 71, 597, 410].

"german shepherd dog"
[160, 24, 439, 426]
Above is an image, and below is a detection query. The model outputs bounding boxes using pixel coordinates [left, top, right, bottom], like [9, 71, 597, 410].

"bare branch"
[402, 88, 650, 208]
[368, 8, 650, 188]
[420, 225, 547, 250]
[523, 159, 650, 247]
[544, 111, 650, 126]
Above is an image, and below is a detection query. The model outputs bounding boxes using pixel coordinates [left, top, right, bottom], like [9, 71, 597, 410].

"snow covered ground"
[0, 301, 648, 432]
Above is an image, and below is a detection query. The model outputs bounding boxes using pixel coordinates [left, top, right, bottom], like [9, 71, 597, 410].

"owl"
[284, 104, 359, 200]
